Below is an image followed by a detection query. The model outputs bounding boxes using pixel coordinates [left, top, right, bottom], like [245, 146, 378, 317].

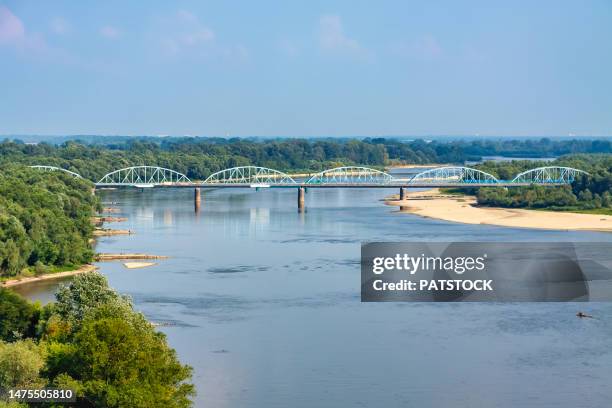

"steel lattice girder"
[204, 166, 296, 184]
[97, 166, 191, 185]
[305, 166, 394, 184]
[29, 165, 82, 178]
[409, 167, 499, 184]
[511, 166, 589, 184]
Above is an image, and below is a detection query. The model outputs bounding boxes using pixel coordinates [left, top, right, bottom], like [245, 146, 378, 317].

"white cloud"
[0, 6, 117, 70]
[318, 15, 361, 54]
[181, 27, 215, 46]
[0, 5, 48, 53]
[0, 5, 25, 44]
[177, 9, 197, 23]
[158, 10, 248, 63]
[50, 17, 70, 35]
[160, 10, 216, 55]
[100, 25, 121, 39]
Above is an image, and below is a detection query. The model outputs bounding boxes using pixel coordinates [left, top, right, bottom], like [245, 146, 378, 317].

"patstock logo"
[361, 242, 612, 302]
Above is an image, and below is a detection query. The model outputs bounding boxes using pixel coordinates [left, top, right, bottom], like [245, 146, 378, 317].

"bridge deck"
[95, 182, 557, 188]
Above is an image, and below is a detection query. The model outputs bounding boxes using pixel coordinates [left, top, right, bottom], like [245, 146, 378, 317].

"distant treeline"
[0, 166, 97, 279]
[1, 137, 611, 181]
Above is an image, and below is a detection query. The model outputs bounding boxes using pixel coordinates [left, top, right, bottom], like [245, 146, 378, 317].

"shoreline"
[96, 253, 169, 261]
[1, 264, 98, 288]
[386, 189, 612, 232]
[93, 228, 132, 236]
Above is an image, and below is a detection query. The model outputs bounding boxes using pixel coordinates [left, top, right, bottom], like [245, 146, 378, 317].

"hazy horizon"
[4, 134, 612, 146]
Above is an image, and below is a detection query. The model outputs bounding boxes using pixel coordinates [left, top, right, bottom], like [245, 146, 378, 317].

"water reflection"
[249, 208, 270, 230]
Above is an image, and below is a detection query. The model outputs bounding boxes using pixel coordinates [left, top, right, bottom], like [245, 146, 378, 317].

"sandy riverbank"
[93, 228, 132, 236]
[96, 253, 169, 261]
[123, 262, 157, 269]
[1, 264, 97, 288]
[386, 189, 612, 232]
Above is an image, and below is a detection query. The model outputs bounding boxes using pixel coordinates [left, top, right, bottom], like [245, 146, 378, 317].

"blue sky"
[0, 1, 611, 137]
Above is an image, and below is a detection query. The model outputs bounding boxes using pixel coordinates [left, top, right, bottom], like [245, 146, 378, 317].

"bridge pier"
[194, 188, 201, 212]
[297, 187, 305, 212]
[399, 187, 409, 211]
[399, 187, 406, 201]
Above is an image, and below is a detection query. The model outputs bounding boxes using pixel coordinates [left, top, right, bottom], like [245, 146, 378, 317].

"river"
[15, 188, 612, 408]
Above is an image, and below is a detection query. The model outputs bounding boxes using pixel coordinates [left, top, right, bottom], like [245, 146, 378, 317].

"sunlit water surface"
[17, 188, 612, 408]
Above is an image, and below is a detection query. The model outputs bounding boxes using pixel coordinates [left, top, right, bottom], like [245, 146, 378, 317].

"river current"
[16, 188, 612, 408]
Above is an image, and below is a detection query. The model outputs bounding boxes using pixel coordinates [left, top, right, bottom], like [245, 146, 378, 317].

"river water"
[16, 188, 612, 408]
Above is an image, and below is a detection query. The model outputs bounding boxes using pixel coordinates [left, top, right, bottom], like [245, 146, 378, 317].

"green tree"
[578, 189, 593, 201]
[0, 289, 38, 341]
[66, 312, 194, 408]
[43, 273, 195, 407]
[0, 340, 45, 389]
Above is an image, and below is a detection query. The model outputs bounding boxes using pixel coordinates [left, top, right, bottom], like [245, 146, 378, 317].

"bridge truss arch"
[409, 166, 499, 184]
[30, 165, 82, 178]
[511, 166, 589, 184]
[203, 166, 296, 185]
[97, 166, 191, 186]
[305, 166, 394, 185]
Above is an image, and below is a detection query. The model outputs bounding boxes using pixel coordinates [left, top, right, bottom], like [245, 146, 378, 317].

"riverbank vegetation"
[0, 166, 99, 281]
[1, 137, 610, 181]
[0, 273, 194, 407]
[0, 164, 193, 406]
[475, 155, 612, 214]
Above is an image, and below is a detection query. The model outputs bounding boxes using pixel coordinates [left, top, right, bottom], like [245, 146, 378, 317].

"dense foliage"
[0, 169, 192, 406]
[476, 155, 612, 212]
[0, 167, 98, 279]
[1, 137, 610, 181]
[0, 274, 194, 407]
[0, 289, 40, 341]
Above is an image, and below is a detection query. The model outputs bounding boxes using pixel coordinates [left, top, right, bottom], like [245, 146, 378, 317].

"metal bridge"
[204, 166, 297, 185]
[29, 164, 589, 188]
[306, 166, 395, 185]
[96, 166, 191, 187]
[29, 165, 82, 178]
[31, 163, 588, 210]
[44, 164, 586, 188]
[511, 166, 588, 184]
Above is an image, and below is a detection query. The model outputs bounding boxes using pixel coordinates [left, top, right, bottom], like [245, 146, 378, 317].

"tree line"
[1, 137, 610, 182]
